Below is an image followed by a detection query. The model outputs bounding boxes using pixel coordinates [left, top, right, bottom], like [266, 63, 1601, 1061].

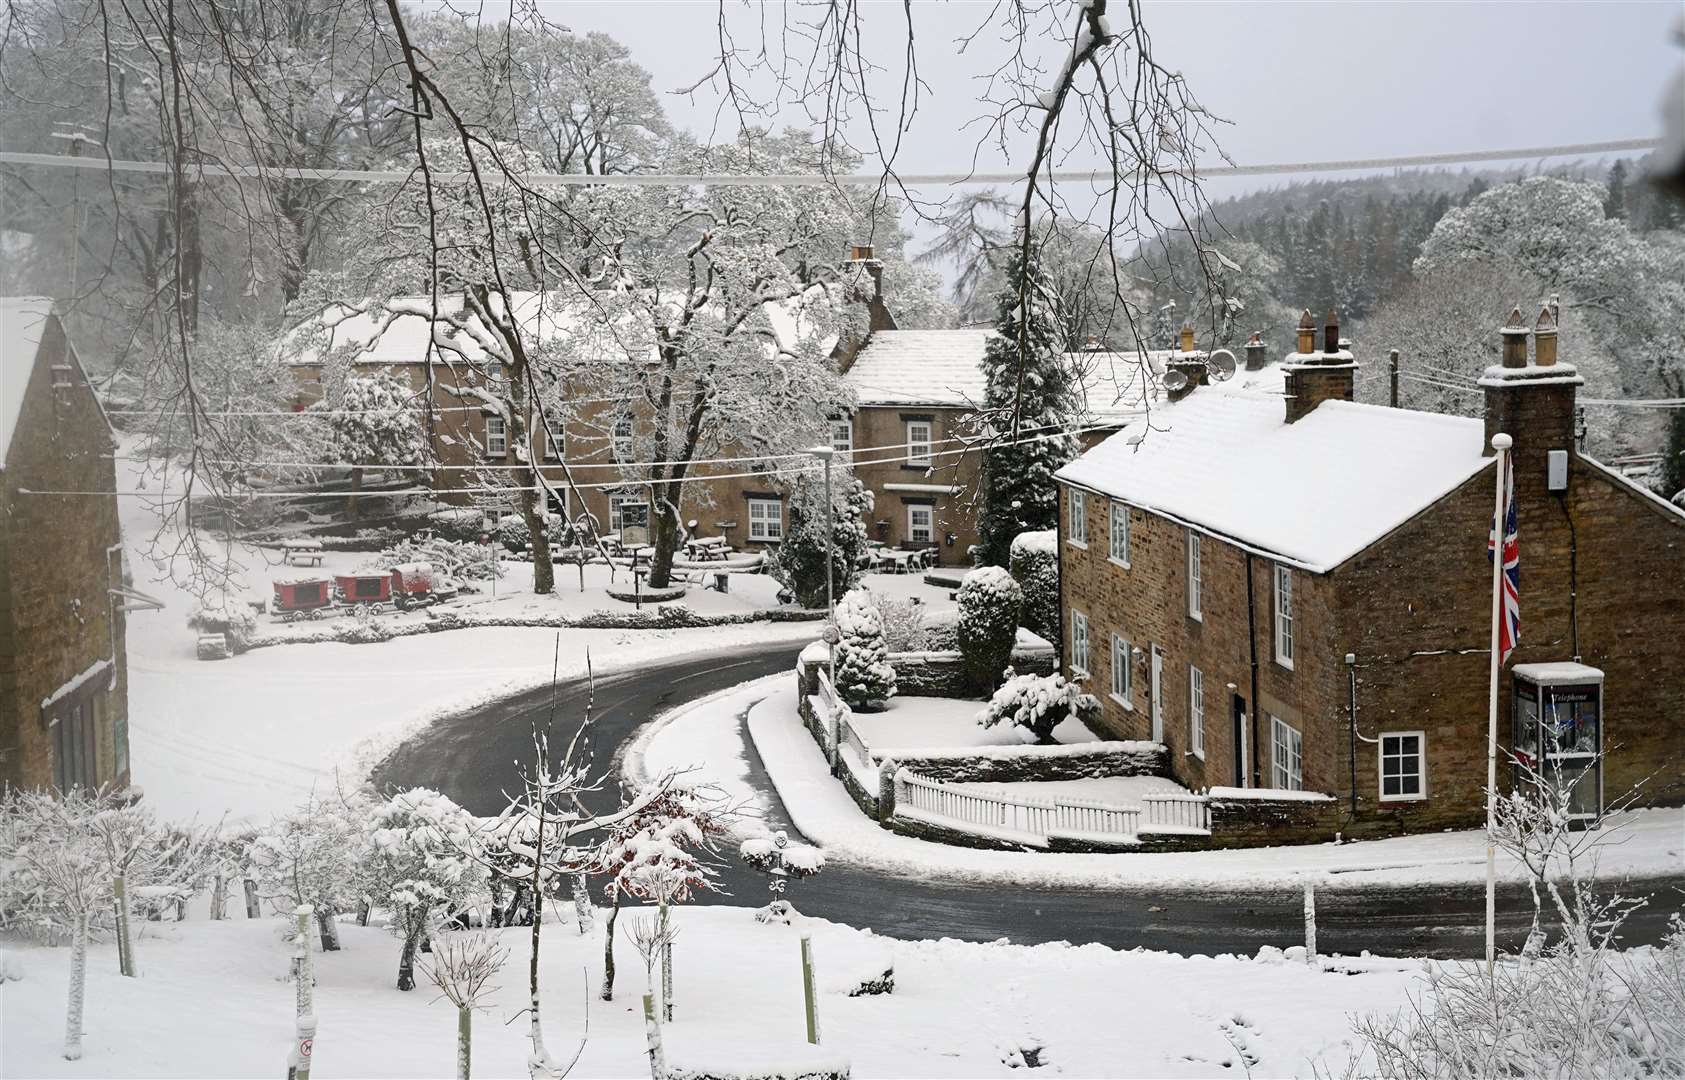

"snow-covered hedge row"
[1008, 529, 1059, 648]
[244, 604, 825, 651]
[956, 567, 1023, 694]
[874, 740, 1167, 785]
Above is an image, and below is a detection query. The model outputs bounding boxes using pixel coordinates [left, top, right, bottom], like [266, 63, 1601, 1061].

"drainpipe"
[1055, 486, 1066, 674]
[1346, 653, 1358, 818]
[1244, 554, 1261, 787]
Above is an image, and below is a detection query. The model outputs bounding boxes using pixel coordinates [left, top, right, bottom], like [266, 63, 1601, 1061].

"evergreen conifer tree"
[773, 468, 871, 609]
[975, 247, 1079, 567]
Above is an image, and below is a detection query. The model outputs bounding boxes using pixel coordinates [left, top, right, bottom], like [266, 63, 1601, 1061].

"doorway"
[1149, 646, 1165, 743]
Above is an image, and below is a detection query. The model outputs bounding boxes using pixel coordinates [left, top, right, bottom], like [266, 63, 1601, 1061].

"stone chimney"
[1283, 306, 1358, 424]
[1481, 303, 1582, 462]
[1165, 320, 1208, 401]
[1244, 331, 1268, 371]
[842, 242, 897, 333]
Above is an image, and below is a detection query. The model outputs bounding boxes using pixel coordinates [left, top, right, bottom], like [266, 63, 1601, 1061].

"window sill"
[903, 461, 932, 470]
[1379, 793, 1427, 804]
[746, 537, 783, 545]
[1107, 556, 1131, 570]
[1108, 693, 1134, 711]
[1067, 540, 1087, 550]
[1188, 611, 1203, 623]
[1069, 668, 1090, 682]
[1275, 656, 1295, 672]
[1186, 750, 1206, 761]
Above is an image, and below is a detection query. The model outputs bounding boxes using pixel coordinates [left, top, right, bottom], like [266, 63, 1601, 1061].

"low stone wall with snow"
[887, 648, 1055, 697]
[877, 740, 1166, 784]
[1201, 787, 1343, 849]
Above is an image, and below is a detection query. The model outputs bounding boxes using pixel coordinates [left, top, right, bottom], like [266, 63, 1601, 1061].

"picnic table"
[684, 536, 731, 561]
[281, 539, 324, 567]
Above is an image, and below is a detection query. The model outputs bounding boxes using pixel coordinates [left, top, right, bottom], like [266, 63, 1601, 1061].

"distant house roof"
[1054, 383, 1493, 572]
[842, 329, 1289, 429]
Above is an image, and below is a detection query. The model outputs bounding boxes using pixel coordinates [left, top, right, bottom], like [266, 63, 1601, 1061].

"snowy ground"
[0, 904, 1418, 1079]
[847, 695, 1098, 752]
[114, 449, 821, 824]
[635, 677, 1685, 890]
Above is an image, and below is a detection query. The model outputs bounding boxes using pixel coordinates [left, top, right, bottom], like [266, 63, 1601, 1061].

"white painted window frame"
[1109, 500, 1130, 566]
[484, 415, 508, 456]
[1379, 730, 1427, 802]
[1189, 665, 1205, 758]
[1110, 634, 1133, 707]
[905, 420, 933, 465]
[1271, 715, 1303, 791]
[1274, 564, 1295, 669]
[1070, 610, 1090, 678]
[1068, 488, 1087, 548]
[1187, 532, 1202, 620]
[907, 503, 934, 544]
[747, 497, 784, 542]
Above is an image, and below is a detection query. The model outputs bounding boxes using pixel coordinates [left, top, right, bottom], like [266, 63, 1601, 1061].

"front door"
[1232, 694, 1248, 787]
[1149, 646, 1165, 743]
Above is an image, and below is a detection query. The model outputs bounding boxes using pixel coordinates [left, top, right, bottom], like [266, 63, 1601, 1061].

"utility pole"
[1389, 350, 1400, 408]
[803, 446, 839, 687]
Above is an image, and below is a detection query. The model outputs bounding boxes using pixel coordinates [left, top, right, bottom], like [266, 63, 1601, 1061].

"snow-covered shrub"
[187, 599, 259, 653]
[246, 794, 371, 950]
[367, 536, 502, 582]
[772, 469, 871, 609]
[957, 566, 1023, 694]
[424, 506, 487, 542]
[977, 673, 1098, 744]
[340, 605, 396, 644]
[832, 588, 896, 709]
[495, 512, 572, 554]
[363, 789, 483, 991]
[320, 371, 429, 518]
[1009, 530, 1059, 647]
[877, 597, 928, 654]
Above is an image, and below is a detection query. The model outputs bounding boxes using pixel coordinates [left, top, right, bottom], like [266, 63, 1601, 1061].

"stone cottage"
[1054, 306, 1685, 837]
[0, 297, 131, 793]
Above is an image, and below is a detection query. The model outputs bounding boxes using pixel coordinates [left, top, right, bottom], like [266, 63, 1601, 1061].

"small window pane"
[1109, 501, 1130, 563]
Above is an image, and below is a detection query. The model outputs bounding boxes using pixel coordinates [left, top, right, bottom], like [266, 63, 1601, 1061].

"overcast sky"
[546, 1, 1677, 191]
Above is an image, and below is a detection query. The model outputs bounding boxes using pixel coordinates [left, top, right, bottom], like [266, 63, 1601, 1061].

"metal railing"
[893, 769, 1144, 843]
[1141, 792, 1212, 832]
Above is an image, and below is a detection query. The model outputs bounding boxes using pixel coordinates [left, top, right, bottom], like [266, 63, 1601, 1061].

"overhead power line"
[0, 137, 1660, 187]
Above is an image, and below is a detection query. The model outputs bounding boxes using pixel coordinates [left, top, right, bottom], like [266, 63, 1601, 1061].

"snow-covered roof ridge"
[1, 296, 55, 466]
[842, 328, 993, 406]
[1055, 384, 1492, 572]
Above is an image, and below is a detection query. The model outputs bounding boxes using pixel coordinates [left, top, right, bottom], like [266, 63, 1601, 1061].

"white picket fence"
[893, 769, 1144, 845]
[1141, 792, 1212, 832]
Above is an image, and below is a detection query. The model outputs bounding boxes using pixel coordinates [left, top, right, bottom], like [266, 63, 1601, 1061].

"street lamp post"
[802, 446, 838, 686]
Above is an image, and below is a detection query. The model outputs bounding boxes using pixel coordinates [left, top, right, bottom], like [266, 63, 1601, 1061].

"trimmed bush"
[1009, 529, 1058, 647]
[956, 567, 1022, 694]
[832, 588, 896, 709]
[977, 672, 1099, 744]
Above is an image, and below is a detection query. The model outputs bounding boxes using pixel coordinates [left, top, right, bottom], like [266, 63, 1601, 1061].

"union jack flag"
[1488, 455, 1519, 664]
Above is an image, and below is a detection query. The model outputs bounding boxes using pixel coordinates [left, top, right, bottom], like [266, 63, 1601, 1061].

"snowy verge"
[737, 681, 1685, 890]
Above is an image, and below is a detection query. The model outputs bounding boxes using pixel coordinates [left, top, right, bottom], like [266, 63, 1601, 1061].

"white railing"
[893, 769, 1144, 845]
[838, 718, 872, 773]
[1141, 792, 1212, 832]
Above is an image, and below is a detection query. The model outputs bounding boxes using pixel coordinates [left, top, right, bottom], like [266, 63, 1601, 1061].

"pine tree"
[772, 468, 871, 609]
[1604, 161, 1629, 220]
[832, 588, 896, 708]
[976, 247, 1079, 567]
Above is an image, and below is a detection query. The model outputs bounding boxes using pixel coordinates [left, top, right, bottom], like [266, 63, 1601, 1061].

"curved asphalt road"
[372, 642, 1684, 959]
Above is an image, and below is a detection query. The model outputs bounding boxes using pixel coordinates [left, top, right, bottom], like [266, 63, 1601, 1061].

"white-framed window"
[1274, 564, 1294, 668]
[1189, 665, 1205, 758]
[609, 494, 648, 534]
[747, 497, 784, 542]
[1070, 610, 1090, 677]
[1109, 501, 1130, 566]
[1271, 715, 1303, 791]
[1068, 488, 1087, 547]
[540, 425, 560, 460]
[613, 415, 635, 463]
[907, 504, 934, 543]
[905, 420, 933, 465]
[830, 418, 853, 454]
[1110, 635, 1132, 705]
[1187, 532, 1202, 620]
[485, 415, 508, 456]
[1379, 731, 1426, 802]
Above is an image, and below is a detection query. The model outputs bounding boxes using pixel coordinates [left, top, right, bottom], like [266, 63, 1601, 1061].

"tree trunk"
[347, 466, 364, 520]
[658, 901, 673, 1022]
[489, 879, 505, 928]
[520, 489, 555, 595]
[210, 873, 228, 920]
[63, 910, 88, 1061]
[571, 875, 593, 935]
[397, 907, 427, 991]
[641, 993, 666, 1080]
[456, 1005, 472, 1080]
[600, 893, 620, 1002]
[646, 499, 681, 590]
[316, 906, 341, 952]
[114, 873, 136, 977]
[244, 878, 261, 918]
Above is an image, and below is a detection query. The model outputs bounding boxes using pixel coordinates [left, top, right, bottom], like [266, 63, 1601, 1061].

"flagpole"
[1486, 432, 1512, 976]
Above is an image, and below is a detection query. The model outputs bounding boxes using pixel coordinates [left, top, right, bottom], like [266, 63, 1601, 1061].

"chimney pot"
[1295, 309, 1316, 355]
[1244, 331, 1267, 371]
[849, 243, 874, 262]
[1501, 305, 1529, 368]
[1178, 320, 1196, 354]
[1533, 303, 1559, 367]
[1323, 308, 1340, 355]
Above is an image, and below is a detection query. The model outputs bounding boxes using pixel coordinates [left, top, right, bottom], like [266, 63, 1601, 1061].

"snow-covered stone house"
[0, 297, 131, 794]
[1055, 307, 1685, 839]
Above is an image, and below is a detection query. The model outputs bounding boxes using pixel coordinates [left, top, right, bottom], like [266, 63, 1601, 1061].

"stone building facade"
[1055, 307, 1685, 838]
[0, 298, 131, 794]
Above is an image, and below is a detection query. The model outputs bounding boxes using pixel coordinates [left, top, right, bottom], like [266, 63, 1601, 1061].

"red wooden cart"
[333, 572, 394, 611]
[271, 575, 334, 621]
[389, 562, 449, 610]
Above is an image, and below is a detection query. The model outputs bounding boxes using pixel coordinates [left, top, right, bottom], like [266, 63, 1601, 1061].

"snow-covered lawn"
[114, 449, 818, 825]
[636, 678, 1685, 890]
[0, 905, 1416, 1079]
[847, 695, 1098, 752]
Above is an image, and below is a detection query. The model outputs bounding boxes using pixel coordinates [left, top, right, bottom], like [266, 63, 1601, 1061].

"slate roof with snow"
[1, 297, 55, 465]
[1055, 383, 1493, 572]
[843, 330, 1288, 426]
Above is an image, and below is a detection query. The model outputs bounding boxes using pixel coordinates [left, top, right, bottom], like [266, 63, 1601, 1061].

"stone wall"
[886, 742, 1166, 784]
[888, 648, 1055, 698]
[1203, 788, 1343, 849]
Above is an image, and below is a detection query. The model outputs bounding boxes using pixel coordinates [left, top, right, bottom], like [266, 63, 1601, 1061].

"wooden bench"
[281, 540, 324, 567]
